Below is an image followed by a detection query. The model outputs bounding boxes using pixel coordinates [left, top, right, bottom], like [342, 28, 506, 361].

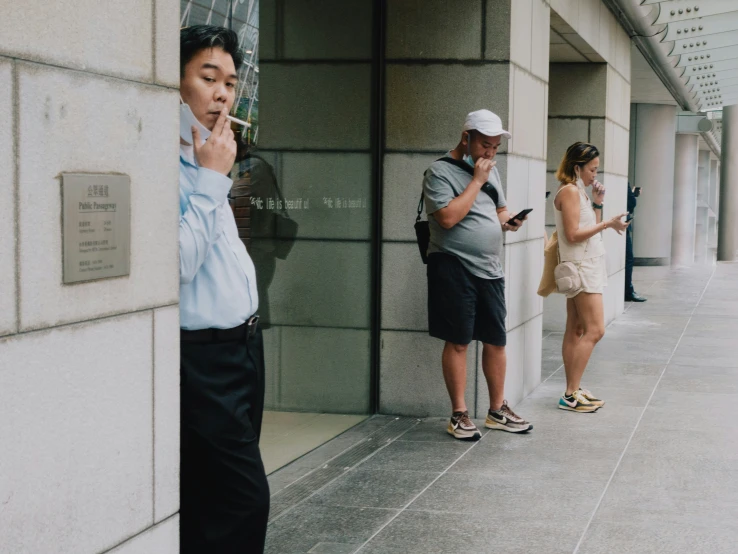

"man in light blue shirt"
[178, 25, 269, 554]
[179, 122, 259, 329]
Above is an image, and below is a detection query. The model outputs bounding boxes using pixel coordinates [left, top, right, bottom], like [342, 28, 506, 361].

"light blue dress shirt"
[179, 145, 258, 330]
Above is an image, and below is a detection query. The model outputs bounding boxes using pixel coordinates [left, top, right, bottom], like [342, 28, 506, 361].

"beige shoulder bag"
[554, 250, 583, 295]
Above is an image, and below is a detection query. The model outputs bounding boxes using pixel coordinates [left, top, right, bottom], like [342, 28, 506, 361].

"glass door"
[181, 0, 378, 473]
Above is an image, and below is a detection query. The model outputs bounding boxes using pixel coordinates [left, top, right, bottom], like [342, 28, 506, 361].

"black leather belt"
[180, 315, 259, 343]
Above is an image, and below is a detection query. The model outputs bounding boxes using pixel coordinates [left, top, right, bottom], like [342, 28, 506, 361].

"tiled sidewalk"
[265, 263, 738, 554]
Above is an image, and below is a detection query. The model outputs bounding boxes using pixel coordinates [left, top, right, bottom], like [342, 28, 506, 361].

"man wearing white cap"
[423, 109, 532, 440]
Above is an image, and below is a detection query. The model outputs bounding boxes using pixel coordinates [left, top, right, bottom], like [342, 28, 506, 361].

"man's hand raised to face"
[192, 109, 237, 175]
[472, 158, 496, 186]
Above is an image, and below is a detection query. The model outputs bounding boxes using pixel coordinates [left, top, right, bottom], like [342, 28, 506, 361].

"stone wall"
[0, 1, 181, 552]
[380, 0, 550, 417]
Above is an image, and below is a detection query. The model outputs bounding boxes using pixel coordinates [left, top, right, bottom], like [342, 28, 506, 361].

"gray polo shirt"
[423, 155, 507, 280]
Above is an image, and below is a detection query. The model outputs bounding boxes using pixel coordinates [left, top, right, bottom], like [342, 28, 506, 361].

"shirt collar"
[180, 144, 197, 168]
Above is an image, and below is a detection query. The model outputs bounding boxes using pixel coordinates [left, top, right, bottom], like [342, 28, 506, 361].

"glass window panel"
[182, 0, 376, 472]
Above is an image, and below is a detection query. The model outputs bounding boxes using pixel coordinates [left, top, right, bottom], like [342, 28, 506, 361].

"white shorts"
[566, 255, 607, 299]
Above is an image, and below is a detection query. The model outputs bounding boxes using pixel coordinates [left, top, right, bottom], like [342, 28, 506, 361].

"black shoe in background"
[625, 292, 647, 302]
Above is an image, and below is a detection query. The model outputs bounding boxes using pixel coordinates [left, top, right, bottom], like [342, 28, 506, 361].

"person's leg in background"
[625, 225, 646, 302]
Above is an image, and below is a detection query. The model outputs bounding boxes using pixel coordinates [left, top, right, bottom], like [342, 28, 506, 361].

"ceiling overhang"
[603, 0, 734, 154]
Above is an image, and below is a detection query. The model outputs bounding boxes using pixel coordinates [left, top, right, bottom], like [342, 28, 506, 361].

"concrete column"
[671, 134, 699, 266]
[718, 105, 738, 261]
[380, 0, 632, 415]
[709, 160, 720, 248]
[381, 0, 551, 416]
[695, 150, 711, 263]
[709, 159, 720, 211]
[544, 62, 630, 329]
[630, 104, 678, 266]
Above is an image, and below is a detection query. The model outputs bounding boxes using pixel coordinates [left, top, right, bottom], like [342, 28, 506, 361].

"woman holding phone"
[553, 142, 630, 413]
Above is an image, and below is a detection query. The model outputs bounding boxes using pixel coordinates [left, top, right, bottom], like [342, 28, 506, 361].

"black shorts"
[427, 253, 507, 346]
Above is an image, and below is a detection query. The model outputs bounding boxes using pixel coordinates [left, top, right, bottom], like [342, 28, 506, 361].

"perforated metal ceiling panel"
[648, 0, 738, 109]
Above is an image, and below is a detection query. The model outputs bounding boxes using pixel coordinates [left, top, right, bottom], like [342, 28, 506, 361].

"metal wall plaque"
[62, 173, 131, 284]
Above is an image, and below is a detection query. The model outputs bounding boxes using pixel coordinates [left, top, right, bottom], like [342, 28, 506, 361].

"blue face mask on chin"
[463, 135, 474, 168]
[180, 97, 211, 146]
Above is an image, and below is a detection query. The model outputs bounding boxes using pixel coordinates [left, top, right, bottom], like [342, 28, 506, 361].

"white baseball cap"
[463, 109, 511, 139]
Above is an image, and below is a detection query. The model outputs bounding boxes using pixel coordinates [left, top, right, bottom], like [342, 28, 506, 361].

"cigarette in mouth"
[226, 115, 251, 128]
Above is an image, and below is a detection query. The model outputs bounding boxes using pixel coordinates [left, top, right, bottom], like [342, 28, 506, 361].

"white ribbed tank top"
[553, 180, 605, 262]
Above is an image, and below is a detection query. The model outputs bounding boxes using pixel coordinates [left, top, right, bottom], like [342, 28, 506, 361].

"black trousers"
[180, 326, 270, 554]
[625, 225, 635, 295]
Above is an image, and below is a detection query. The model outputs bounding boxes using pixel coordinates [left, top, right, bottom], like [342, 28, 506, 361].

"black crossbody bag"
[415, 157, 499, 264]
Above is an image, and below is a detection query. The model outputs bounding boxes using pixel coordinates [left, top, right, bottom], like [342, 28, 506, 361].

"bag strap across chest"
[417, 157, 499, 221]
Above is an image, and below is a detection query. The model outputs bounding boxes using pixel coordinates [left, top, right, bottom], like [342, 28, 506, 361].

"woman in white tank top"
[552, 143, 630, 413]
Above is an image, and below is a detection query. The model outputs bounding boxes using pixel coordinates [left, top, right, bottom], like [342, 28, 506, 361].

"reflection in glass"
[231, 148, 298, 329]
[180, 0, 375, 473]
[259, 0, 375, 420]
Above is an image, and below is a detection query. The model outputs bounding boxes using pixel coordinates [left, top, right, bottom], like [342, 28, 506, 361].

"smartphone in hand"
[507, 208, 533, 225]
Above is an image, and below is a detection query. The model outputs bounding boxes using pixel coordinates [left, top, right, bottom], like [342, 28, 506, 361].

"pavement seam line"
[269, 417, 406, 499]
[539, 294, 632, 388]
[544, 268, 671, 387]
[571, 265, 717, 554]
[267, 418, 421, 526]
[353, 428, 491, 552]
[350, 269, 671, 547]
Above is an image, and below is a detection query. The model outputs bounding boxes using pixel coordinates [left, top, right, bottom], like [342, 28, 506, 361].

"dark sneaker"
[579, 388, 605, 408]
[447, 411, 481, 441]
[485, 400, 533, 433]
[558, 390, 599, 413]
